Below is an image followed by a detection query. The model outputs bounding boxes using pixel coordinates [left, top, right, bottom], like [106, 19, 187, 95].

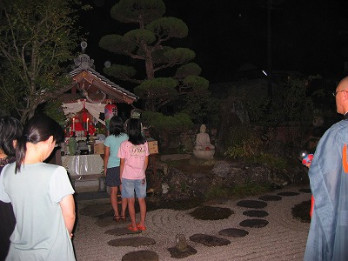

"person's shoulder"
[328, 120, 348, 134]
[320, 120, 348, 142]
[116, 133, 128, 141]
[105, 135, 114, 142]
[120, 139, 130, 146]
[43, 163, 66, 173]
[1, 162, 15, 176]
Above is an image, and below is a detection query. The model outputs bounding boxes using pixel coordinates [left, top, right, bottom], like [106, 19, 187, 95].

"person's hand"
[301, 153, 313, 169]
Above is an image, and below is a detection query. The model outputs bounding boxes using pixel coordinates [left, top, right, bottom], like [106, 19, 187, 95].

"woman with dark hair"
[118, 118, 149, 232]
[0, 114, 76, 260]
[104, 115, 128, 221]
[0, 116, 22, 261]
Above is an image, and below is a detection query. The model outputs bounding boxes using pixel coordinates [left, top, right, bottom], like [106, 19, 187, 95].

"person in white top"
[0, 114, 76, 261]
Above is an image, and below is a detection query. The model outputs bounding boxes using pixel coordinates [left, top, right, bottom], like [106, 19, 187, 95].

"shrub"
[224, 126, 289, 170]
[224, 130, 262, 159]
[142, 111, 193, 133]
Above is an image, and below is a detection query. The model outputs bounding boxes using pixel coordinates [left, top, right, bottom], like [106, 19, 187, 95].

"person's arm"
[59, 194, 76, 238]
[144, 142, 149, 170]
[144, 155, 149, 170]
[104, 146, 110, 175]
[119, 158, 124, 179]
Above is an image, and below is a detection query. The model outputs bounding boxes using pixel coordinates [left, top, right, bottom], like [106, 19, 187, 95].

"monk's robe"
[304, 119, 348, 261]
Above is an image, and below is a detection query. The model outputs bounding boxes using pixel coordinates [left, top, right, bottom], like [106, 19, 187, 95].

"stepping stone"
[292, 200, 311, 223]
[95, 217, 115, 228]
[190, 206, 233, 220]
[243, 210, 269, 217]
[218, 228, 249, 238]
[168, 234, 197, 259]
[105, 227, 142, 236]
[189, 233, 231, 247]
[79, 203, 111, 217]
[277, 191, 300, 196]
[239, 219, 269, 228]
[122, 250, 158, 261]
[299, 188, 311, 193]
[167, 245, 197, 259]
[258, 195, 282, 201]
[236, 200, 267, 209]
[108, 236, 156, 247]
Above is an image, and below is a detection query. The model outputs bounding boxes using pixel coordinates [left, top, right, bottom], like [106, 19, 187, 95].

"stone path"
[73, 186, 311, 260]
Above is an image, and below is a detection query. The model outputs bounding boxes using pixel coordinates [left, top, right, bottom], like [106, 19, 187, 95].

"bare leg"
[110, 186, 119, 218]
[121, 198, 128, 220]
[127, 197, 136, 228]
[137, 197, 146, 227]
[120, 184, 127, 220]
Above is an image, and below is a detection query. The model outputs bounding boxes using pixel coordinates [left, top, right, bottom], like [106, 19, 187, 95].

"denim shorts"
[121, 178, 147, 198]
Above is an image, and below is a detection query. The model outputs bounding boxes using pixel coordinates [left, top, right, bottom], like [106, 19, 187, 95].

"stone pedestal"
[193, 149, 215, 160]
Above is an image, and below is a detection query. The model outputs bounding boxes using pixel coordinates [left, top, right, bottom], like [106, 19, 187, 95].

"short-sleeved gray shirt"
[0, 162, 75, 261]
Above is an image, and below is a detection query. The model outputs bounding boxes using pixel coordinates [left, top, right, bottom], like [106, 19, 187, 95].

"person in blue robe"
[304, 76, 348, 261]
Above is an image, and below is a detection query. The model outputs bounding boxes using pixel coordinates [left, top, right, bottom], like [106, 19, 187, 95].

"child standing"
[0, 114, 76, 260]
[118, 118, 149, 232]
[104, 116, 128, 221]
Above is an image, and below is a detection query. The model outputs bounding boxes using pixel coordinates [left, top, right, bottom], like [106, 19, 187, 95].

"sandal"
[113, 215, 120, 222]
[137, 224, 147, 231]
[127, 224, 139, 232]
[120, 216, 126, 222]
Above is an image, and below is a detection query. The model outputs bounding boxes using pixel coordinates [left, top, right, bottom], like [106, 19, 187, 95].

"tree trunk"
[144, 47, 155, 80]
[20, 105, 37, 124]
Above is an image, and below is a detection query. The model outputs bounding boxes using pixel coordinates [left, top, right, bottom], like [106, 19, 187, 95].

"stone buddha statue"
[193, 124, 215, 159]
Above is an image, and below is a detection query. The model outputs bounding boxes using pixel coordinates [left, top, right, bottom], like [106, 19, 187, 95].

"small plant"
[206, 186, 231, 199]
[224, 132, 263, 159]
[180, 181, 188, 193]
[231, 183, 271, 198]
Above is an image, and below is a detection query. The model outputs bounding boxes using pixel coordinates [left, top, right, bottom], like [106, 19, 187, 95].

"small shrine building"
[55, 53, 138, 192]
[61, 53, 138, 138]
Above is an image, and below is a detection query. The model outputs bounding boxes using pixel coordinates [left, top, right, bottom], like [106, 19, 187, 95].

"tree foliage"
[0, 0, 83, 122]
[99, 0, 210, 121]
[244, 75, 314, 126]
[141, 111, 193, 133]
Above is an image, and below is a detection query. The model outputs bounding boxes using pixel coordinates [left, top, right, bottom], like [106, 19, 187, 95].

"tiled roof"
[68, 54, 138, 103]
[69, 66, 138, 101]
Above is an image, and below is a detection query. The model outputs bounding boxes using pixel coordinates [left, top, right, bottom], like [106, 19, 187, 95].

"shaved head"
[337, 76, 348, 91]
[336, 76, 348, 114]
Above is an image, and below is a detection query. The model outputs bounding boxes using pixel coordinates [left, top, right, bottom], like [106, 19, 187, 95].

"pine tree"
[99, 0, 209, 114]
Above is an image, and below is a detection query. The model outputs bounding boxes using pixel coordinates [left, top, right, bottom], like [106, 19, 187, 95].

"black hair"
[16, 114, 64, 172]
[127, 118, 145, 145]
[108, 116, 124, 136]
[0, 116, 23, 157]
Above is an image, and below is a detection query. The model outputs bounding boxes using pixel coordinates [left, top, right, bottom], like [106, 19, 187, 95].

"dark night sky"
[79, 0, 348, 83]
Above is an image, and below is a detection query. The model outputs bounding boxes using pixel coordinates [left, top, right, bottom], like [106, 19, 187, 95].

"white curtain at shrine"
[62, 100, 106, 125]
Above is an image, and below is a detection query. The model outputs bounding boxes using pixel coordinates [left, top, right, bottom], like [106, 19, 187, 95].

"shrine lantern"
[104, 103, 117, 129]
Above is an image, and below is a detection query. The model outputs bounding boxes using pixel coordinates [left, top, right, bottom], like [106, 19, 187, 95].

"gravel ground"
[73, 186, 311, 261]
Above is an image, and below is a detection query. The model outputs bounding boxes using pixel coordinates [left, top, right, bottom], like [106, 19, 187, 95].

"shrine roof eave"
[69, 67, 138, 104]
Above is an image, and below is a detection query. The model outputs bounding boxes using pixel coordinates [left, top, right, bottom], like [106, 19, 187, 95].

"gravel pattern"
[73, 187, 311, 261]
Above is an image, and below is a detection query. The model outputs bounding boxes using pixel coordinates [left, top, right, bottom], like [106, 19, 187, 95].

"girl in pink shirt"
[118, 119, 149, 232]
